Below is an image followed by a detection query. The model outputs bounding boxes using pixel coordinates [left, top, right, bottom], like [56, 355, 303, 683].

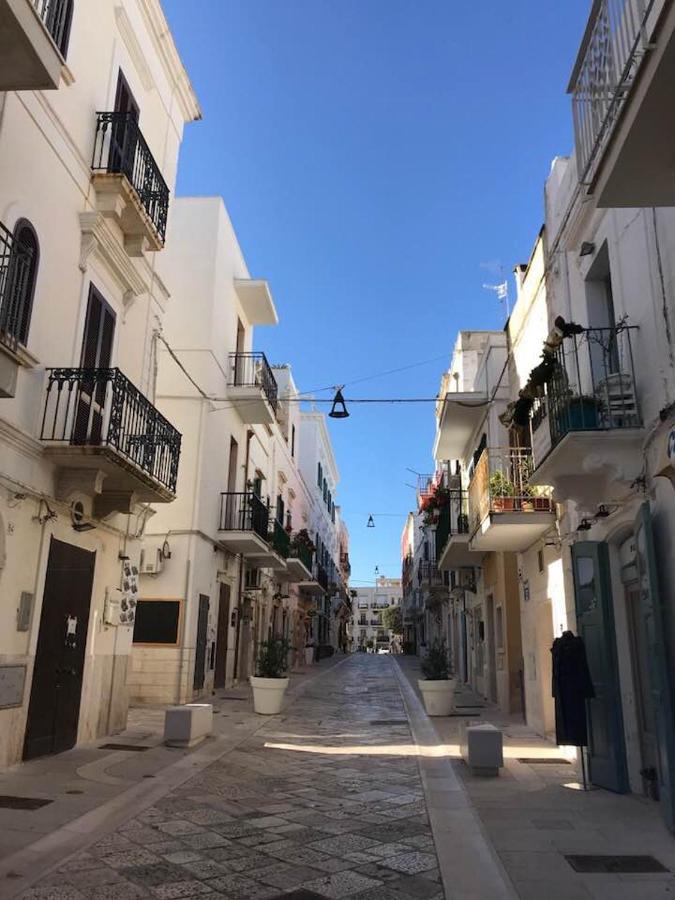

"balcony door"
[110, 70, 139, 177]
[73, 285, 115, 445]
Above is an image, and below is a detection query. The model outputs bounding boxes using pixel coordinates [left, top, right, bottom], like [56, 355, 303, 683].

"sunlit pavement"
[14, 655, 448, 900]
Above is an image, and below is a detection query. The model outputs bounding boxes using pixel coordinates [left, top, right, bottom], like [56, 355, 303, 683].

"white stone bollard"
[164, 703, 213, 748]
[460, 722, 503, 776]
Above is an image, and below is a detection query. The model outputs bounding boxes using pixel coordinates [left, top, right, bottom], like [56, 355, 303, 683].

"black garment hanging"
[551, 631, 595, 747]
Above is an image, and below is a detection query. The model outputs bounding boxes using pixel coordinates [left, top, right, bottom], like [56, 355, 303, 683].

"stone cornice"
[79, 212, 149, 306]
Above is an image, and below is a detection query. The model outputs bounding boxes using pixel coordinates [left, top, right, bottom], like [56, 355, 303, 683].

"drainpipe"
[233, 429, 253, 682]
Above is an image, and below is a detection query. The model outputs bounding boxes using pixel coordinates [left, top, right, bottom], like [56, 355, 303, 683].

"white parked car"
[377, 647, 390, 654]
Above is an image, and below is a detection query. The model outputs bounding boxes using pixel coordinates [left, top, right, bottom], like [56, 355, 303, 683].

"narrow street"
[15, 656, 454, 900]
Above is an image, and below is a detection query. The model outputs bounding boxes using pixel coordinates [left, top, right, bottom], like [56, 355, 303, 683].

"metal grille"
[219, 492, 269, 540]
[92, 112, 170, 243]
[569, 0, 654, 183]
[40, 368, 181, 494]
[229, 352, 278, 412]
[0, 222, 33, 352]
[565, 854, 668, 873]
[33, 0, 72, 56]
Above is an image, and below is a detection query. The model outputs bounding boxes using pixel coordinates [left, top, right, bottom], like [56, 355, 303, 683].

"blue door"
[571, 541, 628, 792]
[634, 503, 675, 829]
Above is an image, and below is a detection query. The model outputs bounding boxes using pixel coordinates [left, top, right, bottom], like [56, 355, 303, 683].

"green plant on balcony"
[290, 528, 315, 553]
[489, 470, 516, 511]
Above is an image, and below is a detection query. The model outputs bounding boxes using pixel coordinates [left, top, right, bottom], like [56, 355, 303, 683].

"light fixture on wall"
[329, 387, 349, 419]
[595, 505, 611, 518]
[576, 518, 592, 532]
[579, 241, 596, 257]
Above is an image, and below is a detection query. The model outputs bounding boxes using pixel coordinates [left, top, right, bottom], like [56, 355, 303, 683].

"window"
[317, 462, 322, 488]
[291, 425, 296, 457]
[43, 0, 74, 59]
[10, 220, 39, 345]
[133, 599, 181, 645]
[538, 549, 544, 573]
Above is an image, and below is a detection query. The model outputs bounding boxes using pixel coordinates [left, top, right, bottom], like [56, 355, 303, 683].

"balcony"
[569, 0, 675, 206]
[91, 112, 169, 254]
[436, 491, 480, 570]
[433, 391, 488, 460]
[530, 325, 644, 506]
[370, 618, 381, 626]
[286, 541, 314, 582]
[467, 448, 556, 553]
[316, 563, 329, 593]
[228, 352, 278, 424]
[40, 368, 180, 514]
[0, 0, 70, 90]
[0, 222, 34, 397]
[297, 561, 326, 596]
[417, 561, 445, 588]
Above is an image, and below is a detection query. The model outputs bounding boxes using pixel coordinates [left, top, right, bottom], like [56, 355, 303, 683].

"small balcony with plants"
[91, 111, 170, 253]
[0, 0, 71, 92]
[40, 367, 181, 515]
[529, 322, 643, 505]
[228, 352, 278, 425]
[286, 529, 315, 582]
[467, 447, 555, 553]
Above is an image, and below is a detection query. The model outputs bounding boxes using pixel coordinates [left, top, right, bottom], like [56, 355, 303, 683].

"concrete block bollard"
[164, 703, 213, 748]
[460, 722, 503, 776]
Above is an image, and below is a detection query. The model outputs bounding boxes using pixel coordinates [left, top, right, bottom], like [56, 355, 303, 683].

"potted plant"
[418, 640, 456, 716]
[366, 639, 374, 654]
[251, 638, 291, 715]
[489, 471, 515, 512]
[304, 641, 315, 666]
[457, 512, 469, 534]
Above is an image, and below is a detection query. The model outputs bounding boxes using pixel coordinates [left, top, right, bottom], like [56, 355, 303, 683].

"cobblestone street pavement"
[19, 656, 446, 900]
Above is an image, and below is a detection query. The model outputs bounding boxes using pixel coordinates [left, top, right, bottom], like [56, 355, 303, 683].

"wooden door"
[193, 594, 210, 692]
[572, 541, 628, 792]
[214, 583, 230, 689]
[23, 539, 95, 760]
[110, 70, 140, 176]
[74, 285, 115, 445]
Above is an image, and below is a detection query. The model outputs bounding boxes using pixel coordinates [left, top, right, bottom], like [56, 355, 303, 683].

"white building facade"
[0, 0, 199, 766]
[352, 577, 402, 651]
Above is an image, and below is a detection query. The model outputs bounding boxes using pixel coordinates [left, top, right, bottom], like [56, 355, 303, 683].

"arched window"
[11, 220, 39, 346]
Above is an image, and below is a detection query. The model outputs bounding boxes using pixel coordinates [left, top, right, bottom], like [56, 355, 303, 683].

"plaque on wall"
[0, 665, 26, 709]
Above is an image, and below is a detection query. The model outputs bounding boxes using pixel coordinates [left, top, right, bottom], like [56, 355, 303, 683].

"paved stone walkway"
[18, 656, 446, 900]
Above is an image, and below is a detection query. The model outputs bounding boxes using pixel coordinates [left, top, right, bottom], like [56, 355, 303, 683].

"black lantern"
[329, 387, 349, 419]
[367, 515, 375, 528]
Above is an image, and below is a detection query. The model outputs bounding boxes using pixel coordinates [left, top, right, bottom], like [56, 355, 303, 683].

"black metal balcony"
[40, 368, 181, 495]
[0, 222, 33, 353]
[542, 325, 640, 447]
[270, 518, 290, 559]
[434, 490, 470, 559]
[289, 542, 313, 572]
[92, 112, 169, 244]
[219, 492, 269, 541]
[229, 352, 278, 413]
[418, 561, 444, 587]
[316, 563, 328, 592]
[33, 0, 72, 56]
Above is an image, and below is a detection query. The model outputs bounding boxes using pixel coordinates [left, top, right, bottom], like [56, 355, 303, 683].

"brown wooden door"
[74, 285, 115, 445]
[110, 70, 140, 176]
[214, 583, 230, 689]
[23, 539, 96, 760]
[193, 594, 210, 692]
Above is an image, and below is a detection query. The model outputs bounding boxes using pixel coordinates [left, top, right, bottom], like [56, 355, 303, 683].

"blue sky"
[163, 0, 590, 587]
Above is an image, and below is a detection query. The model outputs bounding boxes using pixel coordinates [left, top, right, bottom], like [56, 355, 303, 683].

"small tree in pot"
[251, 638, 291, 715]
[418, 640, 456, 716]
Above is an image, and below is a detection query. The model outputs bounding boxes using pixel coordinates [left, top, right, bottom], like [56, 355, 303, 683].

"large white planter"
[418, 678, 456, 716]
[250, 676, 290, 715]
[304, 647, 315, 666]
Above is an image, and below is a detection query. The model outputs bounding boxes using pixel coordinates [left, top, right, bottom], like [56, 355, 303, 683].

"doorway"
[74, 285, 115, 446]
[193, 594, 210, 692]
[110, 70, 139, 176]
[214, 583, 230, 689]
[23, 539, 96, 760]
[486, 595, 498, 702]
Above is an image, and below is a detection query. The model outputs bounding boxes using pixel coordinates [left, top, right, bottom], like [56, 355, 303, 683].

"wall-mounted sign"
[0, 665, 26, 709]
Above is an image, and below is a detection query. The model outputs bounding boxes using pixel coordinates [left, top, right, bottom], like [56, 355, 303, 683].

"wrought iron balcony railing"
[270, 519, 290, 559]
[229, 352, 278, 412]
[40, 368, 181, 493]
[33, 0, 72, 56]
[92, 112, 170, 243]
[417, 561, 444, 587]
[569, 0, 653, 184]
[219, 492, 269, 541]
[289, 541, 313, 573]
[0, 222, 33, 352]
[434, 490, 470, 558]
[539, 324, 641, 447]
[469, 447, 553, 529]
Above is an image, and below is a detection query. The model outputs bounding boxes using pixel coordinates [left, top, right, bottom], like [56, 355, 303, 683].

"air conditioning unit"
[139, 548, 163, 576]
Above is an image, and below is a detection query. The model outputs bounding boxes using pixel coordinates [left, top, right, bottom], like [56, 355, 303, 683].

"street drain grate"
[269, 892, 326, 900]
[565, 855, 668, 874]
[98, 743, 150, 752]
[450, 712, 481, 717]
[517, 757, 572, 765]
[0, 796, 53, 810]
[369, 719, 408, 726]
